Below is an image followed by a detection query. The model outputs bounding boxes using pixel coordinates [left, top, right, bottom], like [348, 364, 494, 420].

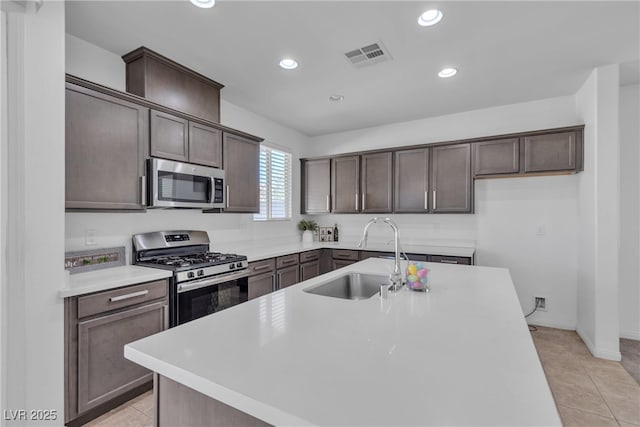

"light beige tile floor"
[82, 326, 640, 427]
[532, 326, 640, 427]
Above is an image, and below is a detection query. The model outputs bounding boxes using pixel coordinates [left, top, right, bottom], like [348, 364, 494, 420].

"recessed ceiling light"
[329, 95, 344, 102]
[189, 0, 215, 9]
[279, 58, 299, 70]
[438, 67, 458, 78]
[418, 9, 443, 27]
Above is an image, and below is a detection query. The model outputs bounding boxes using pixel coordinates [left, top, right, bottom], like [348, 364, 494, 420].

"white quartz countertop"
[223, 240, 475, 262]
[125, 259, 559, 426]
[59, 266, 173, 298]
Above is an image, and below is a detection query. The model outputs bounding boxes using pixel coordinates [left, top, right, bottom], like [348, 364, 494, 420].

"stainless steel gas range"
[132, 230, 248, 327]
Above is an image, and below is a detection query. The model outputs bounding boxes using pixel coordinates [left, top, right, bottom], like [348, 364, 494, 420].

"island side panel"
[156, 375, 271, 427]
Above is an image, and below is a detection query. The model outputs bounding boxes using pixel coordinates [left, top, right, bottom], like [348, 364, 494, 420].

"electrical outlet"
[85, 229, 97, 246]
[535, 224, 546, 236]
[534, 296, 547, 312]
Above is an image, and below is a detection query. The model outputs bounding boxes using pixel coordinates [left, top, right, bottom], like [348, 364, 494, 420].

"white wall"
[619, 83, 640, 340]
[305, 96, 582, 330]
[3, 1, 66, 424]
[575, 65, 621, 360]
[64, 35, 310, 254]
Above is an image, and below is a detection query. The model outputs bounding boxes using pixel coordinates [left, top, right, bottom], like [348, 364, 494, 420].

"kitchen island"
[124, 259, 560, 426]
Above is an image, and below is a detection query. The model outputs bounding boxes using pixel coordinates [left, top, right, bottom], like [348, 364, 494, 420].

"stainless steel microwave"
[147, 158, 225, 209]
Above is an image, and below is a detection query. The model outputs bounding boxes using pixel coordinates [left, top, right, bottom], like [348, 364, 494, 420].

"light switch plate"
[85, 229, 97, 245]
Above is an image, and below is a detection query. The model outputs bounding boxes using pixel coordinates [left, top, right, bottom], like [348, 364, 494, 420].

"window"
[254, 145, 292, 221]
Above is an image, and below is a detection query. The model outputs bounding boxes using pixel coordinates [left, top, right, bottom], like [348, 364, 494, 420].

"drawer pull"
[253, 265, 272, 271]
[440, 259, 458, 264]
[281, 259, 297, 265]
[109, 289, 149, 302]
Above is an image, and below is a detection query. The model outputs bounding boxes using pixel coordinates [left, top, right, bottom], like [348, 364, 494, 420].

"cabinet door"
[331, 156, 360, 213]
[248, 272, 275, 300]
[473, 138, 519, 176]
[302, 159, 331, 214]
[223, 133, 260, 212]
[523, 132, 576, 173]
[431, 144, 472, 213]
[65, 84, 148, 210]
[189, 122, 222, 168]
[394, 148, 429, 213]
[150, 110, 189, 162]
[77, 301, 167, 413]
[361, 152, 393, 213]
[277, 265, 299, 289]
[300, 261, 320, 281]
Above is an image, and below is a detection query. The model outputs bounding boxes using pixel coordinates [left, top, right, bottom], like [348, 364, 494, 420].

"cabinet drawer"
[430, 255, 471, 265]
[333, 259, 357, 270]
[276, 254, 299, 269]
[78, 279, 168, 319]
[332, 249, 359, 261]
[248, 258, 275, 276]
[299, 250, 320, 263]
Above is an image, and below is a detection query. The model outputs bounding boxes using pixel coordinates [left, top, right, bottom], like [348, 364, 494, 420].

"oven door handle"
[177, 269, 249, 293]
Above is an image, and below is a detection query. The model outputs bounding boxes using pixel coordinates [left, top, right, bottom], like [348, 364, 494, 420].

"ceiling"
[66, 1, 639, 136]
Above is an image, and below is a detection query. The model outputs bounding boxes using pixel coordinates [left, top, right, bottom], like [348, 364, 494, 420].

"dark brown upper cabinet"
[150, 110, 222, 168]
[188, 122, 222, 168]
[361, 152, 393, 213]
[394, 148, 429, 213]
[523, 131, 577, 173]
[431, 144, 472, 213]
[123, 47, 223, 124]
[473, 138, 519, 176]
[331, 156, 360, 213]
[150, 110, 189, 162]
[223, 133, 260, 213]
[302, 159, 331, 214]
[66, 82, 148, 210]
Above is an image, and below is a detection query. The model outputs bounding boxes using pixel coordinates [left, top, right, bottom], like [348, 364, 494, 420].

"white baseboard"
[576, 326, 622, 361]
[620, 330, 640, 340]
[527, 319, 576, 331]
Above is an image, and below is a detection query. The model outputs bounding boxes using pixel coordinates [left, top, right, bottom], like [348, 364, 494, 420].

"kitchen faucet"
[357, 217, 404, 291]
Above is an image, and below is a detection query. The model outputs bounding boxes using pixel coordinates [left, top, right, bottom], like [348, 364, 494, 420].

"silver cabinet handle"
[140, 176, 147, 207]
[226, 185, 230, 208]
[362, 193, 366, 211]
[253, 265, 271, 272]
[355, 193, 359, 211]
[110, 289, 149, 302]
[433, 190, 437, 210]
[441, 259, 458, 264]
[326, 194, 330, 211]
[163, 304, 169, 330]
[424, 191, 428, 210]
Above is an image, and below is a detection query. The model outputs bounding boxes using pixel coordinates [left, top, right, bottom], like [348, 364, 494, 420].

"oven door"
[174, 270, 248, 326]
[148, 158, 225, 209]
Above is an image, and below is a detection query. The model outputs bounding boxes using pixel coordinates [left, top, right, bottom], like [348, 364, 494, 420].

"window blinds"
[254, 145, 292, 221]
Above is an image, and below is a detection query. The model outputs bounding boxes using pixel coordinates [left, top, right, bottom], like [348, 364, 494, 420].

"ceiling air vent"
[344, 41, 392, 69]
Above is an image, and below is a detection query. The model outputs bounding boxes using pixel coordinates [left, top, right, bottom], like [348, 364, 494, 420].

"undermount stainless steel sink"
[304, 273, 389, 300]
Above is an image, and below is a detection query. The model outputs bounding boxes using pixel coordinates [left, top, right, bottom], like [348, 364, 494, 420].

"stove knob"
[229, 264, 234, 270]
[236, 262, 242, 268]
[187, 272, 195, 279]
[197, 269, 204, 277]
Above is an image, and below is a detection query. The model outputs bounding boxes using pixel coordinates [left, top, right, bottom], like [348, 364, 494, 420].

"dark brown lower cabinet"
[65, 279, 169, 426]
[277, 265, 299, 289]
[77, 302, 165, 413]
[248, 272, 275, 300]
[300, 261, 320, 281]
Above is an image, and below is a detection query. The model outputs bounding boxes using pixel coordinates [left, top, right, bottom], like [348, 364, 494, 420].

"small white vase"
[302, 230, 314, 245]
